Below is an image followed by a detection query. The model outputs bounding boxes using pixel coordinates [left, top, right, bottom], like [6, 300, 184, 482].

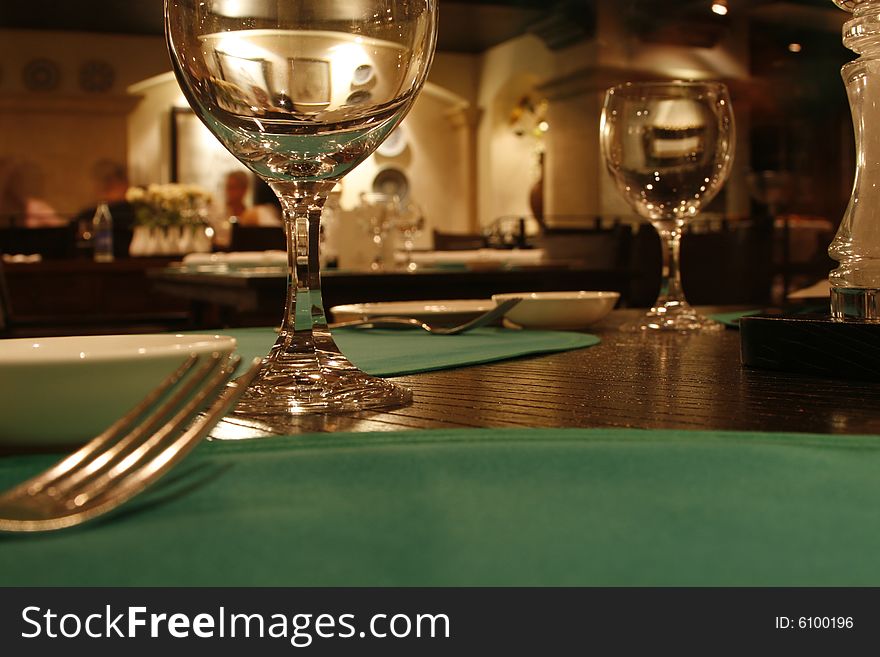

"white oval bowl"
[331, 300, 494, 327]
[0, 334, 237, 446]
[492, 291, 620, 330]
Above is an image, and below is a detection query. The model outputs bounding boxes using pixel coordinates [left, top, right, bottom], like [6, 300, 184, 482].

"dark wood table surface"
[213, 308, 880, 440]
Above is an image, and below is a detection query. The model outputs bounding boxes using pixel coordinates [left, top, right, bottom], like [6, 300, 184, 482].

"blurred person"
[211, 170, 252, 249]
[239, 176, 282, 227]
[224, 170, 250, 219]
[0, 158, 66, 228]
[72, 160, 136, 258]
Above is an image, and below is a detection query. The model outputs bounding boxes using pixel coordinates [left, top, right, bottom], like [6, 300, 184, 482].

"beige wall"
[475, 35, 554, 229]
[0, 29, 169, 215]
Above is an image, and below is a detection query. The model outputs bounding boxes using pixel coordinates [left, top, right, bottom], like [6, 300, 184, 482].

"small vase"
[193, 225, 213, 253]
[179, 225, 196, 254]
[159, 225, 181, 255]
[128, 225, 151, 257]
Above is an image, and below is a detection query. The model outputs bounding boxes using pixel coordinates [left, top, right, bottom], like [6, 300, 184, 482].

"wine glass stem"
[657, 226, 686, 307]
[271, 181, 335, 338]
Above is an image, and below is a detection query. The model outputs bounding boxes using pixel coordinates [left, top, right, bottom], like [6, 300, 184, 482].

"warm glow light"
[711, 2, 728, 16]
[788, 43, 803, 53]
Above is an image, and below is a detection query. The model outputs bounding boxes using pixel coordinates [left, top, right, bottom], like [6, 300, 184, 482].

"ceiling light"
[788, 43, 803, 53]
[711, 2, 728, 16]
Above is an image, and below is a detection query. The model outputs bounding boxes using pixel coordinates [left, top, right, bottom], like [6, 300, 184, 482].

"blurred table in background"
[151, 265, 631, 328]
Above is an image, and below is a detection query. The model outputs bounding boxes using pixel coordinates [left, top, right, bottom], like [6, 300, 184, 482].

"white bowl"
[492, 291, 620, 330]
[0, 333, 237, 446]
[331, 300, 494, 327]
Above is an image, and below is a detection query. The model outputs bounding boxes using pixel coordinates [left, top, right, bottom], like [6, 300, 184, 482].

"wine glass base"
[231, 330, 412, 417]
[233, 371, 412, 417]
[621, 303, 723, 332]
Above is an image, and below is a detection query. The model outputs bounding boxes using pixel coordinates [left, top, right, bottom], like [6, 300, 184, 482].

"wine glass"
[393, 199, 424, 271]
[600, 81, 735, 331]
[357, 192, 396, 271]
[166, 0, 438, 416]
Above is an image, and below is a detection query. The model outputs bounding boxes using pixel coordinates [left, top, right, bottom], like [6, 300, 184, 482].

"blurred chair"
[534, 223, 633, 271]
[628, 219, 775, 307]
[432, 230, 487, 251]
[0, 262, 9, 334]
[229, 224, 285, 251]
[0, 258, 191, 338]
[0, 224, 76, 259]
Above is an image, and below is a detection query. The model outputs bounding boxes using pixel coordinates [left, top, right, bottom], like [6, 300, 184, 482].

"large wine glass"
[166, 0, 437, 415]
[600, 81, 735, 331]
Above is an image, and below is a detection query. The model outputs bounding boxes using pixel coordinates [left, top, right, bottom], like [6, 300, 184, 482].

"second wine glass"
[600, 81, 735, 331]
[166, 0, 438, 416]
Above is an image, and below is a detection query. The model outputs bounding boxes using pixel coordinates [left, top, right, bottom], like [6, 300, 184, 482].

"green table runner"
[225, 327, 599, 376]
[2, 427, 879, 586]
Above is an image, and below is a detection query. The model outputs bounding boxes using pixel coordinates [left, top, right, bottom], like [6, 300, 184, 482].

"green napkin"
[2, 427, 880, 586]
[225, 327, 599, 376]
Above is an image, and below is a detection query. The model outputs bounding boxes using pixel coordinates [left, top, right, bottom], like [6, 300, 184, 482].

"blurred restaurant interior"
[0, 0, 853, 336]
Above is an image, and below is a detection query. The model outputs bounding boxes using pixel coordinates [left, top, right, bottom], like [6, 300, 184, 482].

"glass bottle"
[92, 203, 114, 263]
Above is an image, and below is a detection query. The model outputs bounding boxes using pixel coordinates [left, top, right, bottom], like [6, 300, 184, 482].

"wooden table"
[150, 265, 632, 327]
[213, 309, 880, 440]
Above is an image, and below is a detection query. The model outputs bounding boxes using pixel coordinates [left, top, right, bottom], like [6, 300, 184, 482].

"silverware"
[0, 352, 262, 533]
[329, 297, 522, 335]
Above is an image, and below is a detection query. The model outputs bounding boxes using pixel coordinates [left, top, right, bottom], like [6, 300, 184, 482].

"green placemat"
[225, 327, 599, 376]
[2, 427, 880, 586]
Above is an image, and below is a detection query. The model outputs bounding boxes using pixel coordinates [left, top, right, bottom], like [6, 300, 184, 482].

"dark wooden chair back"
[0, 261, 9, 334]
[230, 225, 286, 251]
[0, 225, 76, 259]
[432, 230, 487, 251]
[628, 219, 775, 307]
[535, 223, 634, 271]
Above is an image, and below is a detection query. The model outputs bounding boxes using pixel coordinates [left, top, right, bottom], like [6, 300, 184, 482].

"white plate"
[0, 333, 237, 446]
[492, 291, 620, 330]
[331, 300, 494, 326]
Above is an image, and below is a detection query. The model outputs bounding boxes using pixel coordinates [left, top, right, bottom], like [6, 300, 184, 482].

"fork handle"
[329, 318, 424, 330]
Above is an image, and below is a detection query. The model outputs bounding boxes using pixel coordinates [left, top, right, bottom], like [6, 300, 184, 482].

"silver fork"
[329, 297, 522, 335]
[0, 352, 262, 533]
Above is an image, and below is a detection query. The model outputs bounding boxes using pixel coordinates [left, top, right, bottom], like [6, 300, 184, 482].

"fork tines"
[0, 352, 261, 532]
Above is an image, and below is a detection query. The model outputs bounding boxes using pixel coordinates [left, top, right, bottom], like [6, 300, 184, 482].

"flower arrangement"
[125, 184, 214, 256]
[126, 183, 212, 227]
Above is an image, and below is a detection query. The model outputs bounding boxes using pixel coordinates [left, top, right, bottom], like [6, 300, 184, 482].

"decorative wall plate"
[346, 90, 372, 106]
[22, 58, 61, 92]
[376, 125, 408, 157]
[79, 60, 115, 93]
[371, 166, 410, 201]
[352, 64, 375, 87]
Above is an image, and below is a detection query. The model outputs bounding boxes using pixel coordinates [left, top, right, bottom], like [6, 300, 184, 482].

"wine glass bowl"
[357, 192, 397, 271]
[601, 81, 735, 331]
[165, 0, 438, 418]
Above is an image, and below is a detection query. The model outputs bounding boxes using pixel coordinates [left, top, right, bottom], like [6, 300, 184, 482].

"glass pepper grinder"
[830, 0, 880, 319]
